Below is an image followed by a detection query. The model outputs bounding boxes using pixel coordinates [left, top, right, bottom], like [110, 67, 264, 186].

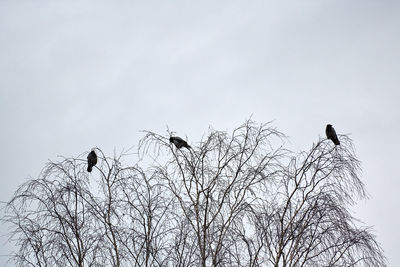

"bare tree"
[244, 137, 386, 267]
[3, 150, 172, 267]
[141, 121, 288, 266]
[3, 157, 100, 266]
[3, 120, 386, 267]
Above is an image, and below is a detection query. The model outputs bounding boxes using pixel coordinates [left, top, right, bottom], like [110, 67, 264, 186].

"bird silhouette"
[325, 124, 340, 145]
[169, 136, 191, 149]
[87, 150, 98, 172]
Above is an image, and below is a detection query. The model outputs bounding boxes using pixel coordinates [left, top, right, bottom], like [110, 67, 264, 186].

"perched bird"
[325, 124, 340, 145]
[169, 136, 191, 149]
[87, 150, 98, 172]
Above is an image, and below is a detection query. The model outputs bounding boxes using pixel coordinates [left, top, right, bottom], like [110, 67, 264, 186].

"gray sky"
[1, 0, 399, 265]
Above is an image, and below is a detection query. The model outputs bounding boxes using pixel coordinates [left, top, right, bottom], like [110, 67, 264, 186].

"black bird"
[325, 124, 340, 145]
[169, 136, 191, 149]
[87, 150, 98, 172]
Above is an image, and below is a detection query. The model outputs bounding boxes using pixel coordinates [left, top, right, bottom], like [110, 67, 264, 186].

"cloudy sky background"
[1, 0, 399, 265]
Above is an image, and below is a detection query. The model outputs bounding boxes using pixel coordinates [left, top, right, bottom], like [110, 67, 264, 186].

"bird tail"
[87, 166, 92, 172]
[334, 138, 340, 146]
[186, 145, 192, 149]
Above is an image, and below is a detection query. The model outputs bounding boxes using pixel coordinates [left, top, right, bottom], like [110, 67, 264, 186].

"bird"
[325, 124, 340, 145]
[169, 136, 191, 149]
[87, 150, 98, 172]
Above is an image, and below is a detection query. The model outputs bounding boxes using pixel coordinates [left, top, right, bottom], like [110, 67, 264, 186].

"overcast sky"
[1, 0, 399, 266]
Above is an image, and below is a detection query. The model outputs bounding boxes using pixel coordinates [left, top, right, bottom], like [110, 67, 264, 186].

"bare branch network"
[2, 120, 386, 267]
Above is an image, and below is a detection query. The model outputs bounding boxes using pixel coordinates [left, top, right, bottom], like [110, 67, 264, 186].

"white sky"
[1, 1, 399, 265]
